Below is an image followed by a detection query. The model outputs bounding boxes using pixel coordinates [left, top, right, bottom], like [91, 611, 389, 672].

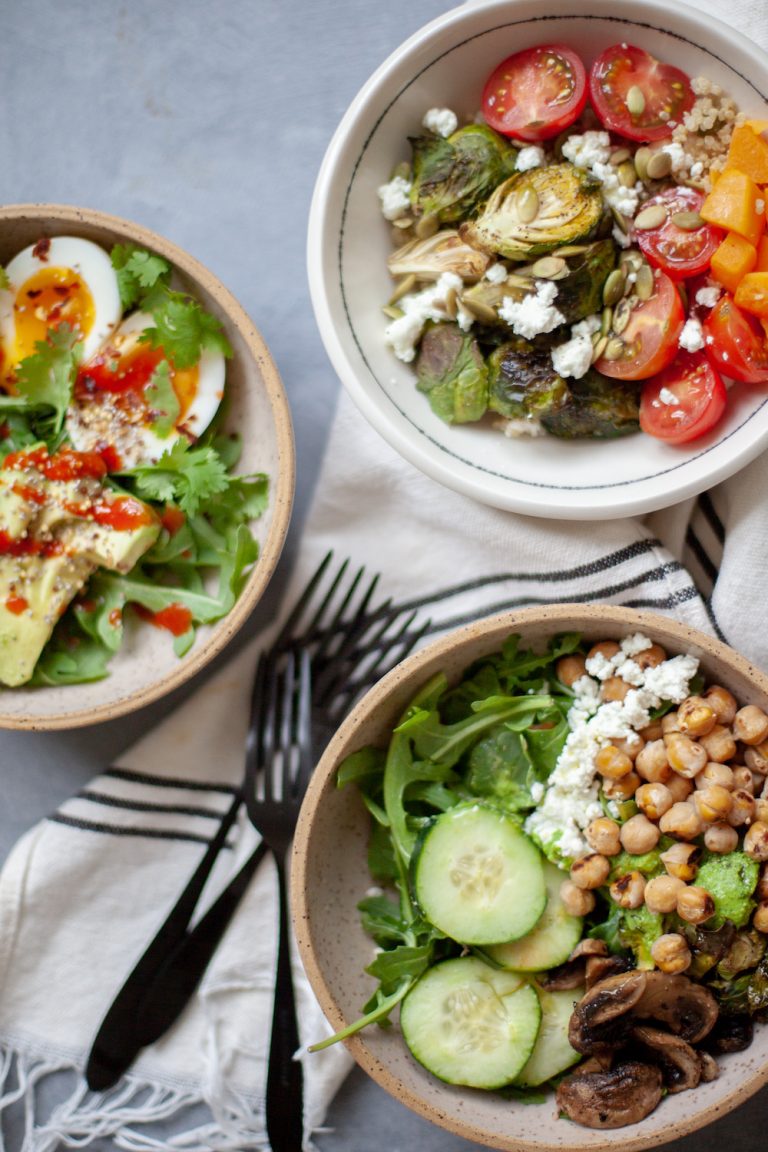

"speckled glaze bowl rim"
[0, 203, 294, 731]
[293, 604, 768, 1152]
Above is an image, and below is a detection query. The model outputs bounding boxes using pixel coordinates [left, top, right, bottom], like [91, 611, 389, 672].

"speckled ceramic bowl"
[307, 0, 768, 519]
[293, 605, 768, 1151]
[0, 204, 294, 730]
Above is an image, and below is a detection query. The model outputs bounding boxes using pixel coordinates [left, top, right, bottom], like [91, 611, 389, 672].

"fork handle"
[266, 850, 304, 1152]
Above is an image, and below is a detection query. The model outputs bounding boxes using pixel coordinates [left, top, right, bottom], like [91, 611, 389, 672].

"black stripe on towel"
[699, 490, 726, 545]
[78, 790, 230, 821]
[48, 812, 235, 847]
[685, 526, 719, 585]
[102, 767, 239, 795]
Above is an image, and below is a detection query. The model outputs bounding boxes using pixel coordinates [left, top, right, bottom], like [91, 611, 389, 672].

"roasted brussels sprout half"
[415, 322, 488, 424]
[487, 337, 568, 422]
[541, 371, 639, 439]
[409, 124, 517, 225]
[552, 240, 616, 323]
[388, 229, 491, 282]
[460, 163, 603, 260]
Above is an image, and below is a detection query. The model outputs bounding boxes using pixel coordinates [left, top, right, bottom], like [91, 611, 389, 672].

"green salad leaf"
[123, 439, 231, 515]
[0, 324, 82, 436]
[140, 289, 233, 369]
[111, 243, 172, 310]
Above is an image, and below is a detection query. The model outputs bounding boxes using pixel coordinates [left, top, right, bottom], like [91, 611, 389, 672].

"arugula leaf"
[145, 360, 180, 438]
[0, 266, 10, 291]
[140, 288, 233, 369]
[125, 439, 230, 516]
[0, 412, 37, 460]
[0, 325, 82, 436]
[111, 243, 171, 311]
[29, 623, 112, 685]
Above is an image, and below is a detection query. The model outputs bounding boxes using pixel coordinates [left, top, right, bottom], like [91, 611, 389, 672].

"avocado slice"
[0, 458, 160, 687]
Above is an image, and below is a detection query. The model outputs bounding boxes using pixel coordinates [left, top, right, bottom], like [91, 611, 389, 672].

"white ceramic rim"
[307, 0, 768, 520]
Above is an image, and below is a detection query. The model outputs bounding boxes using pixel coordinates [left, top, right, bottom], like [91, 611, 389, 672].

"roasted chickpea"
[601, 676, 630, 702]
[644, 874, 686, 914]
[635, 782, 673, 821]
[756, 865, 768, 901]
[693, 784, 733, 824]
[570, 853, 611, 890]
[727, 789, 756, 827]
[704, 685, 738, 725]
[696, 762, 734, 791]
[665, 733, 707, 779]
[677, 885, 716, 924]
[635, 644, 667, 670]
[556, 654, 587, 688]
[666, 773, 694, 803]
[611, 734, 644, 761]
[659, 801, 703, 840]
[620, 813, 660, 854]
[661, 712, 681, 735]
[743, 821, 768, 861]
[610, 871, 646, 909]
[585, 817, 621, 857]
[678, 696, 717, 738]
[704, 823, 739, 854]
[602, 771, 641, 800]
[635, 740, 671, 783]
[754, 798, 768, 824]
[732, 765, 756, 794]
[651, 933, 691, 974]
[753, 902, 768, 933]
[733, 705, 768, 746]
[698, 725, 738, 764]
[594, 745, 633, 780]
[638, 721, 663, 742]
[560, 880, 596, 917]
[660, 841, 701, 882]
[744, 743, 768, 775]
[587, 640, 621, 663]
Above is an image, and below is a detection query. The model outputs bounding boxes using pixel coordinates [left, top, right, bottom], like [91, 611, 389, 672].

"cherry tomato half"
[482, 44, 588, 142]
[703, 294, 768, 385]
[640, 352, 727, 443]
[595, 270, 685, 381]
[589, 44, 694, 142]
[635, 187, 723, 281]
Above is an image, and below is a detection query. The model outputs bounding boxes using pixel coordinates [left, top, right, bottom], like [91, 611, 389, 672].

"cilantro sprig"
[0, 324, 82, 436]
[123, 439, 231, 516]
[111, 243, 172, 310]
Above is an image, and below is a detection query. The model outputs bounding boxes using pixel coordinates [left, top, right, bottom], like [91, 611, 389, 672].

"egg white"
[0, 236, 122, 366]
[67, 310, 226, 467]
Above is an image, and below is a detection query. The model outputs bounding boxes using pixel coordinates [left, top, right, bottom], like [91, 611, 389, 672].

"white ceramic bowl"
[0, 204, 294, 730]
[293, 604, 768, 1151]
[307, 0, 768, 520]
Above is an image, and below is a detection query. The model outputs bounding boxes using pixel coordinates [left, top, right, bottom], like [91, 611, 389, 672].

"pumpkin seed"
[553, 245, 588, 257]
[618, 161, 638, 188]
[671, 210, 705, 231]
[626, 86, 646, 116]
[619, 250, 644, 274]
[611, 206, 631, 234]
[603, 268, 627, 307]
[610, 148, 632, 166]
[634, 204, 668, 230]
[388, 273, 417, 305]
[603, 336, 627, 361]
[382, 304, 404, 320]
[391, 225, 413, 245]
[517, 186, 540, 224]
[646, 150, 673, 180]
[460, 297, 498, 325]
[634, 263, 655, 300]
[634, 146, 652, 182]
[613, 297, 632, 334]
[392, 216, 414, 229]
[505, 272, 534, 288]
[415, 213, 439, 239]
[601, 306, 614, 336]
[531, 255, 567, 279]
[591, 335, 609, 363]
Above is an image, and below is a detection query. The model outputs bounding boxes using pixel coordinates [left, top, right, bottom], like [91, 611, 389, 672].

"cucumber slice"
[400, 956, 542, 1088]
[515, 986, 583, 1087]
[485, 862, 582, 971]
[412, 804, 546, 945]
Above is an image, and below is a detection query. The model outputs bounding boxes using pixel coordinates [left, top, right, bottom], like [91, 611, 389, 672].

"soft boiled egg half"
[0, 236, 122, 384]
[66, 310, 226, 468]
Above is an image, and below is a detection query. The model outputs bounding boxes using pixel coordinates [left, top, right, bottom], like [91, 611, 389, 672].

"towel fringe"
[0, 1045, 268, 1151]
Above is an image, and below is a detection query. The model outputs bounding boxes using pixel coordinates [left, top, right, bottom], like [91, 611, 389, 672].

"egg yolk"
[77, 339, 199, 423]
[8, 266, 96, 373]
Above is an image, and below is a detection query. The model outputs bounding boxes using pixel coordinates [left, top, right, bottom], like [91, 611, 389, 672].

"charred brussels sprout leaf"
[487, 337, 568, 422]
[541, 371, 640, 439]
[552, 240, 616, 323]
[460, 163, 603, 260]
[388, 230, 491, 282]
[415, 323, 488, 424]
[409, 124, 517, 224]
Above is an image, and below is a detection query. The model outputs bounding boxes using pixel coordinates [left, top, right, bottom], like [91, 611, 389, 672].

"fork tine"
[273, 551, 334, 649]
[316, 606, 418, 706]
[309, 563, 364, 667]
[295, 648, 313, 796]
[276, 649, 296, 803]
[244, 653, 268, 797]
[324, 614, 432, 723]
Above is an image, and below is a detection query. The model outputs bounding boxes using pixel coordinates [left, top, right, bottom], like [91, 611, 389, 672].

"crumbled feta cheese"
[659, 386, 678, 406]
[530, 781, 545, 803]
[498, 416, 547, 438]
[574, 315, 603, 338]
[498, 280, 565, 339]
[585, 651, 615, 681]
[562, 130, 644, 218]
[660, 141, 695, 177]
[679, 316, 705, 352]
[642, 654, 699, 703]
[612, 224, 632, 249]
[690, 161, 704, 180]
[551, 327, 594, 379]
[621, 633, 653, 657]
[485, 262, 509, 284]
[384, 272, 464, 362]
[378, 175, 412, 221]
[695, 285, 721, 309]
[516, 145, 546, 172]
[422, 107, 459, 138]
